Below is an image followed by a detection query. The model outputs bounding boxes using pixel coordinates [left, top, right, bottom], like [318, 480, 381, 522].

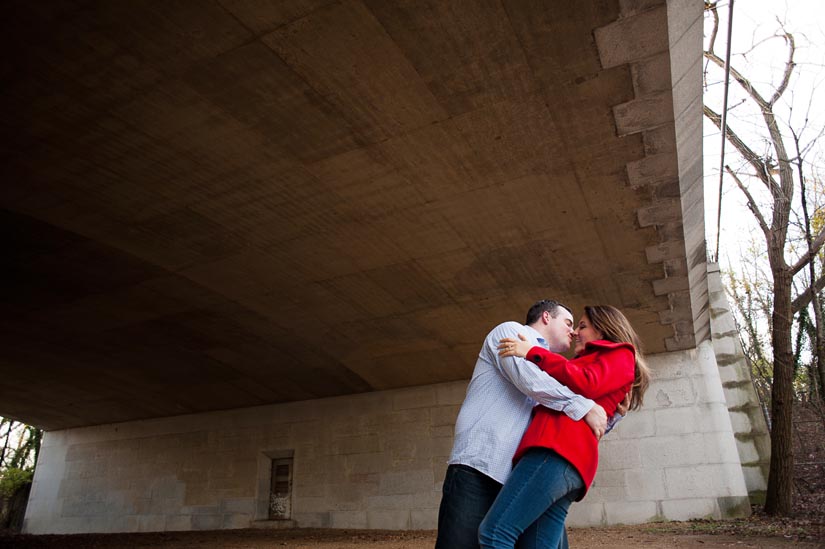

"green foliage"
[0, 467, 33, 498]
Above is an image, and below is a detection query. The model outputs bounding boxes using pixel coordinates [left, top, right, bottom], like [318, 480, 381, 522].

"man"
[435, 300, 611, 549]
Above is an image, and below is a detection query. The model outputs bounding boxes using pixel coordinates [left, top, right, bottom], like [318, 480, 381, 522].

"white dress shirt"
[448, 321, 596, 484]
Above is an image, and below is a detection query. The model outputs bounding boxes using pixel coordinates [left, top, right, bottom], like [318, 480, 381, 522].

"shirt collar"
[521, 324, 549, 349]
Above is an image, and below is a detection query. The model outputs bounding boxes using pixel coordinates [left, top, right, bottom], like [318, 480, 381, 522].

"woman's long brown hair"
[584, 305, 650, 410]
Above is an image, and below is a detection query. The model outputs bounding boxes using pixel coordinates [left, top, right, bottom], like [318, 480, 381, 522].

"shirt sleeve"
[605, 412, 623, 435]
[486, 323, 595, 421]
[525, 346, 635, 399]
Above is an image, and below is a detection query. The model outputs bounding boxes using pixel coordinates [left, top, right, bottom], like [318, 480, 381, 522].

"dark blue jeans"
[478, 449, 584, 549]
[435, 464, 570, 549]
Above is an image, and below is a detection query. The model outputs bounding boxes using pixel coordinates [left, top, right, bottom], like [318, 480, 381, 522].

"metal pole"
[715, 0, 736, 261]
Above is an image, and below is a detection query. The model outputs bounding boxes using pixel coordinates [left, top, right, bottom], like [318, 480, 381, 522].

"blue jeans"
[478, 449, 584, 549]
[436, 464, 570, 549]
[436, 465, 502, 549]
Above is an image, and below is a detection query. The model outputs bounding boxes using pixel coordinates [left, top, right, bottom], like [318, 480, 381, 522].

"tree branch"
[790, 125, 825, 277]
[704, 104, 778, 192]
[791, 226, 825, 275]
[705, 32, 798, 223]
[706, 2, 720, 56]
[770, 30, 796, 106]
[724, 165, 771, 238]
[793, 272, 825, 313]
[705, 30, 795, 110]
[704, 50, 771, 111]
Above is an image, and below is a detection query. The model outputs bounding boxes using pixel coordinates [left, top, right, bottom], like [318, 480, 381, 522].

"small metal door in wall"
[269, 457, 293, 520]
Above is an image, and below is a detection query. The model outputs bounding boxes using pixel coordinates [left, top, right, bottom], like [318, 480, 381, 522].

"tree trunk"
[820, 348, 825, 404]
[765, 266, 795, 515]
[818, 299, 825, 403]
[812, 297, 825, 402]
[0, 420, 14, 469]
[800, 308, 823, 401]
[794, 131, 825, 405]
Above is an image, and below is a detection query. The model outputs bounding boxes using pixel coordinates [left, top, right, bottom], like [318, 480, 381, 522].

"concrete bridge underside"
[4, 0, 774, 535]
[1, 0, 706, 431]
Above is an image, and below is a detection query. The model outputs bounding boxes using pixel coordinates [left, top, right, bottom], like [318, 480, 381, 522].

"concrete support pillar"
[568, 341, 751, 526]
[707, 262, 771, 502]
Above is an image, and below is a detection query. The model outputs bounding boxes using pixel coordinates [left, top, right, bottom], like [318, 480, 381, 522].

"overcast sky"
[702, 0, 825, 269]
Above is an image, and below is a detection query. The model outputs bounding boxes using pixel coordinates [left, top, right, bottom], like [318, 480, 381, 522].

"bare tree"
[791, 135, 825, 402]
[0, 419, 42, 473]
[724, 255, 773, 405]
[0, 419, 15, 470]
[704, 2, 825, 515]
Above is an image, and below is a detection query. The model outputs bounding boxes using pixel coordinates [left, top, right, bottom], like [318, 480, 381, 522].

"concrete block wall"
[567, 340, 751, 526]
[706, 263, 771, 501]
[24, 383, 465, 534]
[26, 342, 751, 534]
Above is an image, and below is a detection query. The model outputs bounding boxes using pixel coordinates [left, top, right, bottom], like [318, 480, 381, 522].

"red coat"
[513, 340, 635, 497]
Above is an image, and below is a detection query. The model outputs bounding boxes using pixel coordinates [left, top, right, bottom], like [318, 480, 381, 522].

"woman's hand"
[498, 333, 532, 358]
[615, 391, 632, 416]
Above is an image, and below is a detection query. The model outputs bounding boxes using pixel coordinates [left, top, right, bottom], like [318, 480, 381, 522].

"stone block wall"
[24, 383, 465, 534]
[26, 339, 753, 534]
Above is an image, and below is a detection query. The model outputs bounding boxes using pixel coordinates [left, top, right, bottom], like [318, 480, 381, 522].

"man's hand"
[616, 391, 631, 416]
[583, 404, 607, 440]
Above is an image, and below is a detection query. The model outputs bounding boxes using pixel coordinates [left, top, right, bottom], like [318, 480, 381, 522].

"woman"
[478, 305, 650, 549]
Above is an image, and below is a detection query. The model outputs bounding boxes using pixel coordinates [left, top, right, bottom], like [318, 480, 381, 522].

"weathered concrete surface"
[24, 382, 464, 534]
[569, 339, 750, 526]
[25, 339, 751, 534]
[1, 0, 707, 429]
[707, 263, 771, 502]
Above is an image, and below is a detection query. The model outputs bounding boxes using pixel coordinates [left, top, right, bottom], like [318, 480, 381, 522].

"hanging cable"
[715, 0, 736, 261]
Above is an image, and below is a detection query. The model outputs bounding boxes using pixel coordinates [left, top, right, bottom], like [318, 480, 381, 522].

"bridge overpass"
[1, 0, 769, 534]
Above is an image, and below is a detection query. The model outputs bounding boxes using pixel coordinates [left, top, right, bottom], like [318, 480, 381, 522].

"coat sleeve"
[525, 347, 635, 399]
[485, 323, 595, 421]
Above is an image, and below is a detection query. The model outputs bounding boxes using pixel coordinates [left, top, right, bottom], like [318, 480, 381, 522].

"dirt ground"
[1, 518, 823, 549]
